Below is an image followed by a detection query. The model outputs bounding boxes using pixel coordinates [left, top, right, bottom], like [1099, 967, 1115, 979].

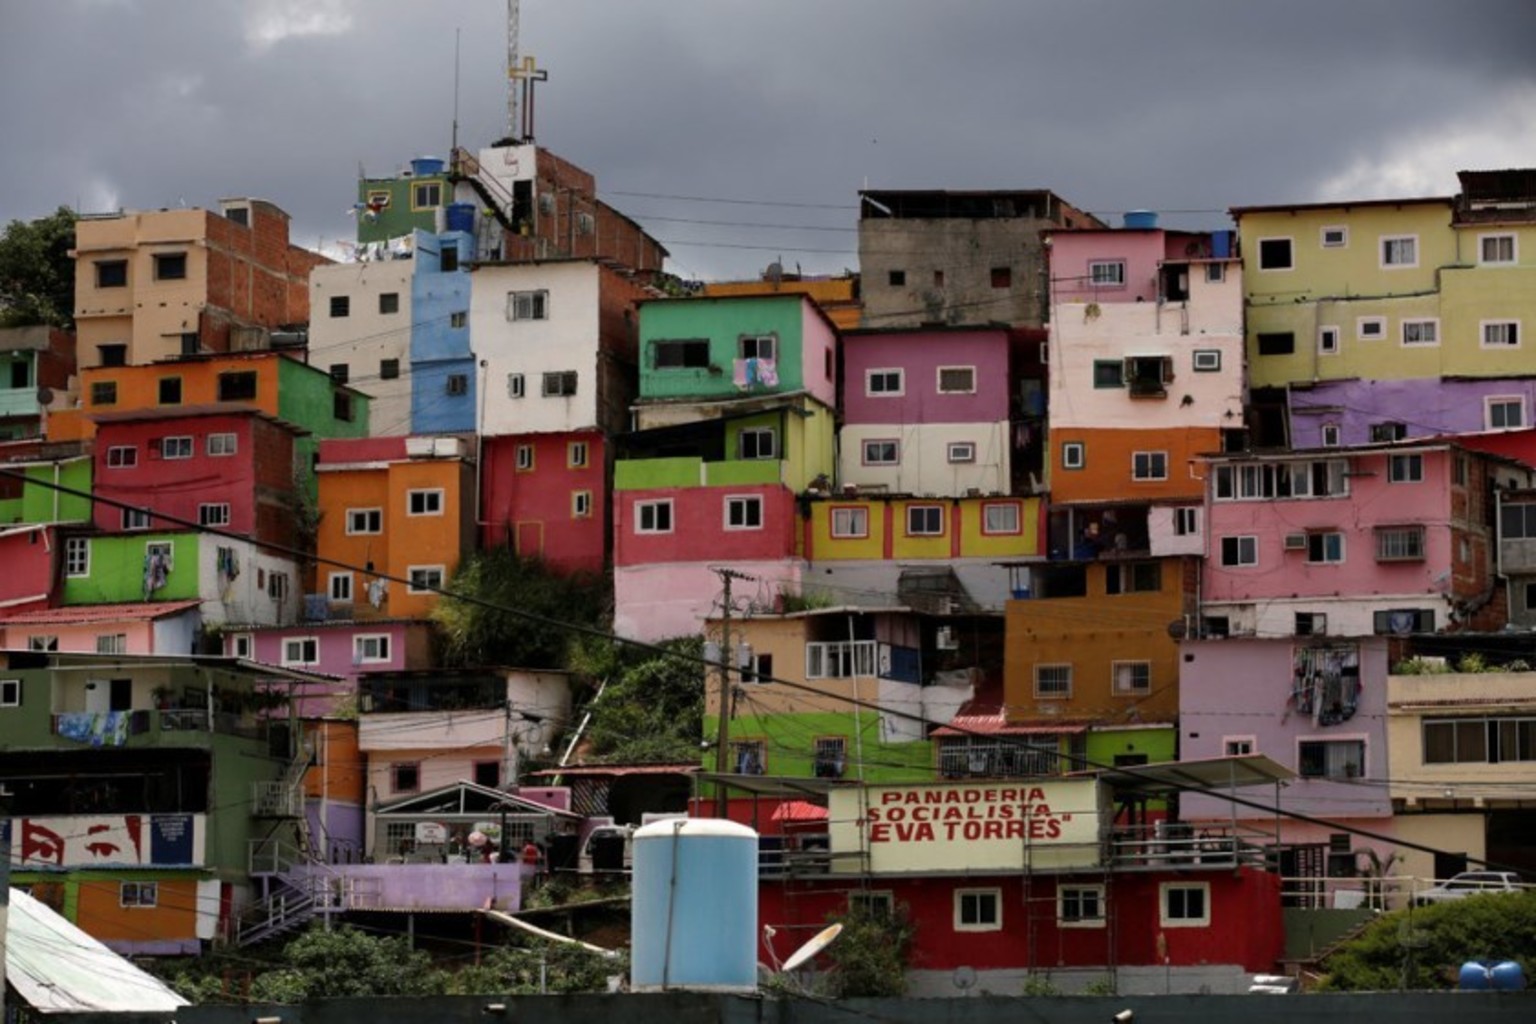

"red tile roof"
[0, 600, 201, 626]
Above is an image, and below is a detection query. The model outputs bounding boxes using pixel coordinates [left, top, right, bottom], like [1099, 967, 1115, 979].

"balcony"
[0, 387, 40, 419]
[50, 708, 266, 746]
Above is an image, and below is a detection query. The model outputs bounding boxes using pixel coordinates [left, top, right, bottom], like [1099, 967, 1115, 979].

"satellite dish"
[782, 922, 843, 973]
[952, 965, 977, 992]
[35, 387, 53, 406]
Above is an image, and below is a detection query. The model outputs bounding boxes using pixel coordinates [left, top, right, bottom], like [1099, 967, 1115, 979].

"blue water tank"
[1211, 230, 1234, 259]
[1459, 962, 1491, 990]
[446, 203, 477, 234]
[631, 818, 759, 992]
[1123, 209, 1159, 230]
[1490, 961, 1526, 991]
[411, 156, 445, 177]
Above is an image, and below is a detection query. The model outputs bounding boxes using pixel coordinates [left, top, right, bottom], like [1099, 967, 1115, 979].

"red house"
[480, 430, 609, 575]
[0, 523, 56, 614]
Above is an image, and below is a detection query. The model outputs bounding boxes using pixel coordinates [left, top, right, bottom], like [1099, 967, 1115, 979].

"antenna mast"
[506, 0, 519, 140]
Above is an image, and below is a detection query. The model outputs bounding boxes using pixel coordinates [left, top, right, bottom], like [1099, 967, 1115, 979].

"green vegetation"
[570, 634, 706, 764]
[432, 548, 609, 669]
[815, 904, 914, 998]
[0, 206, 76, 328]
[1320, 891, 1536, 990]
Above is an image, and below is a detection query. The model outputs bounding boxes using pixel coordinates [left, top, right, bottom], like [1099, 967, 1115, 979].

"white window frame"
[1220, 535, 1258, 567]
[407, 489, 444, 516]
[862, 439, 899, 466]
[1131, 450, 1168, 481]
[1481, 320, 1521, 349]
[1062, 442, 1085, 470]
[282, 637, 320, 667]
[541, 370, 578, 397]
[1401, 318, 1439, 347]
[0, 679, 20, 707]
[230, 633, 254, 659]
[65, 537, 90, 577]
[161, 435, 194, 460]
[572, 490, 592, 518]
[936, 365, 977, 394]
[1223, 735, 1257, 756]
[636, 499, 674, 535]
[1058, 884, 1107, 928]
[1256, 236, 1294, 272]
[738, 333, 777, 361]
[1034, 663, 1072, 699]
[354, 634, 391, 664]
[1375, 525, 1426, 562]
[346, 507, 383, 534]
[1204, 262, 1226, 283]
[407, 565, 445, 593]
[1173, 506, 1199, 535]
[724, 495, 764, 531]
[198, 503, 230, 527]
[96, 633, 127, 655]
[206, 432, 238, 456]
[1111, 660, 1151, 696]
[1160, 882, 1211, 927]
[1380, 234, 1418, 269]
[905, 504, 944, 536]
[1487, 396, 1526, 431]
[508, 373, 525, 399]
[1320, 225, 1348, 249]
[947, 441, 976, 464]
[982, 502, 1021, 535]
[106, 446, 137, 468]
[738, 426, 777, 461]
[121, 507, 151, 531]
[329, 571, 353, 603]
[1321, 424, 1342, 447]
[954, 888, 1002, 932]
[506, 289, 549, 321]
[26, 636, 57, 652]
[1479, 233, 1517, 266]
[1356, 316, 1386, 341]
[1192, 349, 1221, 372]
[568, 441, 589, 468]
[1318, 325, 1340, 355]
[515, 444, 534, 471]
[120, 881, 159, 909]
[1306, 531, 1346, 565]
[830, 506, 868, 539]
[866, 368, 904, 396]
[1088, 260, 1127, 286]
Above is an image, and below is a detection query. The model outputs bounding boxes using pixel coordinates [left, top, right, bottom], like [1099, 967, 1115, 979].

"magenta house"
[224, 619, 436, 715]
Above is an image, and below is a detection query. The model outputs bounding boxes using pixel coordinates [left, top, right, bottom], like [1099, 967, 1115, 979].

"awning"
[931, 716, 1090, 737]
[1076, 754, 1295, 797]
[771, 800, 829, 822]
[695, 772, 852, 798]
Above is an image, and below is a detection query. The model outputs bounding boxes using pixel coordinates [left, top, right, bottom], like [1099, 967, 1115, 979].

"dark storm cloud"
[3, 0, 1534, 280]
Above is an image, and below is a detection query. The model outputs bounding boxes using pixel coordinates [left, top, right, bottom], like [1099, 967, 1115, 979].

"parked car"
[1413, 871, 1524, 906]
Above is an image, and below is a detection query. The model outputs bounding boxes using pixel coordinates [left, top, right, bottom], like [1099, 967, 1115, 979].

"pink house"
[0, 599, 201, 655]
[1199, 443, 1528, 640]
[223, 619, 437, 715]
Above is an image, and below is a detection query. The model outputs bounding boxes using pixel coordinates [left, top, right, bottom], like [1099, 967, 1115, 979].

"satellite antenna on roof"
[781, 922, 843, 975]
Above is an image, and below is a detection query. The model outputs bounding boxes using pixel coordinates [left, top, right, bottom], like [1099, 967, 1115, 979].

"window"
[407, 566, 444, 593]
[867, 369, 903, 395]
[121, 507, 150, 530]
[1160, 883, 1210, 927]
[572, 491, 592, 518]
[445, 374, 468, 396]
[1257, 237, 1293, 271]
[1205, 262, 1226, 283]
[1257, 332, 1295, 355]
[1480, 234, 1517, 265]
[738, 334, 776, 361]
[1059, 885, 1105, 927]
[95, 259, 128, 287]
[1401, 319, 1439, 346]
[515, 444, 534, 471]
[887, 269, 906, 287]
[1112, 661, 1151, 696]
[412, 181, 441, 208]
[1106, 561, 1161, 595]
[376, 358, 400, 382]
[329, 572, 353, 602]
[1061, 442, 1085, 470]
[1307, 532, 1345, 564]
[1318, 326, 1340, 354]
[1088, 260, 1126, 286]
[329, 295, 350, 318]
[1170, 506, 1199, 536]
[1322, 424, 1341, 447]
[157, 377, 182, 405]
[1221, 535, 1258, 567]
[1034, 664, 1072, 699]
[937, 366, 976, 393]
[328, 363, 350, 384]
[730, 740, 767, 775]
[636, 500, 673, 534]
[65, 538, 89, 576]
[1423, 716, 1536, 764]
[207, 432, 237, 456]
[282, 638, 319, 666]
[849, 891, 894, 918]
[392, 761, 421, 793]
[450, 311, 467, 329]
[738, 427, 777, 460]
[1320, 226, 1348, 248]
[199, 503, 230, 527]
[1454, 454, 1468, 487]
[1488, 397, 1525, 430]
[1192, 349, 1221, 372]
[153, 253, 187, 281]
[1376, 526, 1425, 561]
[1502, 503, 1536, 539]
[982, 502, 1020, 535]
[347, 508, 382, 534]
[1482, 321, 1521, 348]
[542, 371, 578, 397]
[95, 634, 127, 655]
[354, 635, 391, 664]
[474, 761, 501, 789]
[1125, 355, 1172, 397]
[27, 636, 57, 652]
[947, 441, 976, 464]
[989, 266, 1012, 289]
[862, 439, 899, 465]
[806, 641, 877, 680]
[1380, 235, 1418, 268]
[1298, 739, 1365, 779]
[1213, 460, 1349, 501]
[1224, 736, 1256, 756]
[725, 495, 764, 530]
[266, 570, 287, 601]
[742, 653, 775, 684]
[831, 507, 868, 539]
[1388, 454, 1423, 483]
[1132, 451, 1168, 481]
[121, 882, 158, 908]
[1357, 317, 1386, 340]
[813, 736, 847, 778]
[500, 289, 550, 322]
[91, 380, 118, 405]
[440, 246, 459, 273]
[653, 339, 711, 369]
[1371, 422, 1407, 443]
[956, 889, 1001, 931]
[106, 446, 137, 468]
[1093, 360, 1124, 388]
[377, 291, 400, 315]
[1374, 608, 1435, 635]
[160, 436, 193, 459]
[0, 679, 20, 706]
[906, 505, 943, 536]
[227, 633, 253, 659]
[407, 489, 443, 516]
[218, 371, 257, 401]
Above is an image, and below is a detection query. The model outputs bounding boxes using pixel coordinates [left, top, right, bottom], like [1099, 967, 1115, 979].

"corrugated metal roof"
[0, 600, 201, 625]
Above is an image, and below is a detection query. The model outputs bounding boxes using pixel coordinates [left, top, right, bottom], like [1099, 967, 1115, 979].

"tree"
[0, 207, 77, 328]
[431, 548, 608, 669]
[573, 635, 705, 764]
[814, 904, 914, 998]
[1320, 891, 1536, 990]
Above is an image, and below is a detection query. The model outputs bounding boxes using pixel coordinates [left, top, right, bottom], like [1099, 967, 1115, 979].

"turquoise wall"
[639, 296, 806, 401]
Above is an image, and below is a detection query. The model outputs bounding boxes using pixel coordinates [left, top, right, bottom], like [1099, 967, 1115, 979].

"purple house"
[225, 620, 437, 715]
[1290, 378, 1536, 448]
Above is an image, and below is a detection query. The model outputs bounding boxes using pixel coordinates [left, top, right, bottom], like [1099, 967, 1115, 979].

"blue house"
[410, 230, 476, 434]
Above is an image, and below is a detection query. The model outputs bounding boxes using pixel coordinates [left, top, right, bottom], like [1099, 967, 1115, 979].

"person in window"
[1074, 521, 1104, 560]
[522, 839, 543, 888]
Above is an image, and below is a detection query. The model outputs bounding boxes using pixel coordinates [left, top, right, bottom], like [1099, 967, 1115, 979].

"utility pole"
[712, 568, 754, 818]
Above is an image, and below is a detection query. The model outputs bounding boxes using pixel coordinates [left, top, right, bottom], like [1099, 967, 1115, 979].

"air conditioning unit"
[576, 212, 595, 235]
[1283, 533, 1308, 551]
[935, 626, 958, 650]
[538, 193, 555, 215]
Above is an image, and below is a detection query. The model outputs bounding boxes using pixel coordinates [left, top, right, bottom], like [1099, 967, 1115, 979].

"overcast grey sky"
[4, 0, 1535, 280]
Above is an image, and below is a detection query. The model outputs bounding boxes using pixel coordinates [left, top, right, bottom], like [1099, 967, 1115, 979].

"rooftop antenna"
[452, 27, 461, 154]
[505, 0, 519, 140]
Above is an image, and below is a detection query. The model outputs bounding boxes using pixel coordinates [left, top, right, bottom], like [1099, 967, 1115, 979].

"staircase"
[449, 147, 523, 247]
[239, 743, 332, 946]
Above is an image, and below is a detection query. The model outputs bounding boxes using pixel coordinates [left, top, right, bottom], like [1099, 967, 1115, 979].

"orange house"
[1003, 556, 1196, 725]
[316, 437, 476, 621]
[1049, 426, 1219, 505]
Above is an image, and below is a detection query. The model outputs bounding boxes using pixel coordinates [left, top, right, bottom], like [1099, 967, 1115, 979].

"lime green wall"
[615, 399, 836, 491]
[20, 459, 92, 523]
[703, 709, 934, 783]
[63, 532, 200, 604]
[1086, 726, 1176, 812]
